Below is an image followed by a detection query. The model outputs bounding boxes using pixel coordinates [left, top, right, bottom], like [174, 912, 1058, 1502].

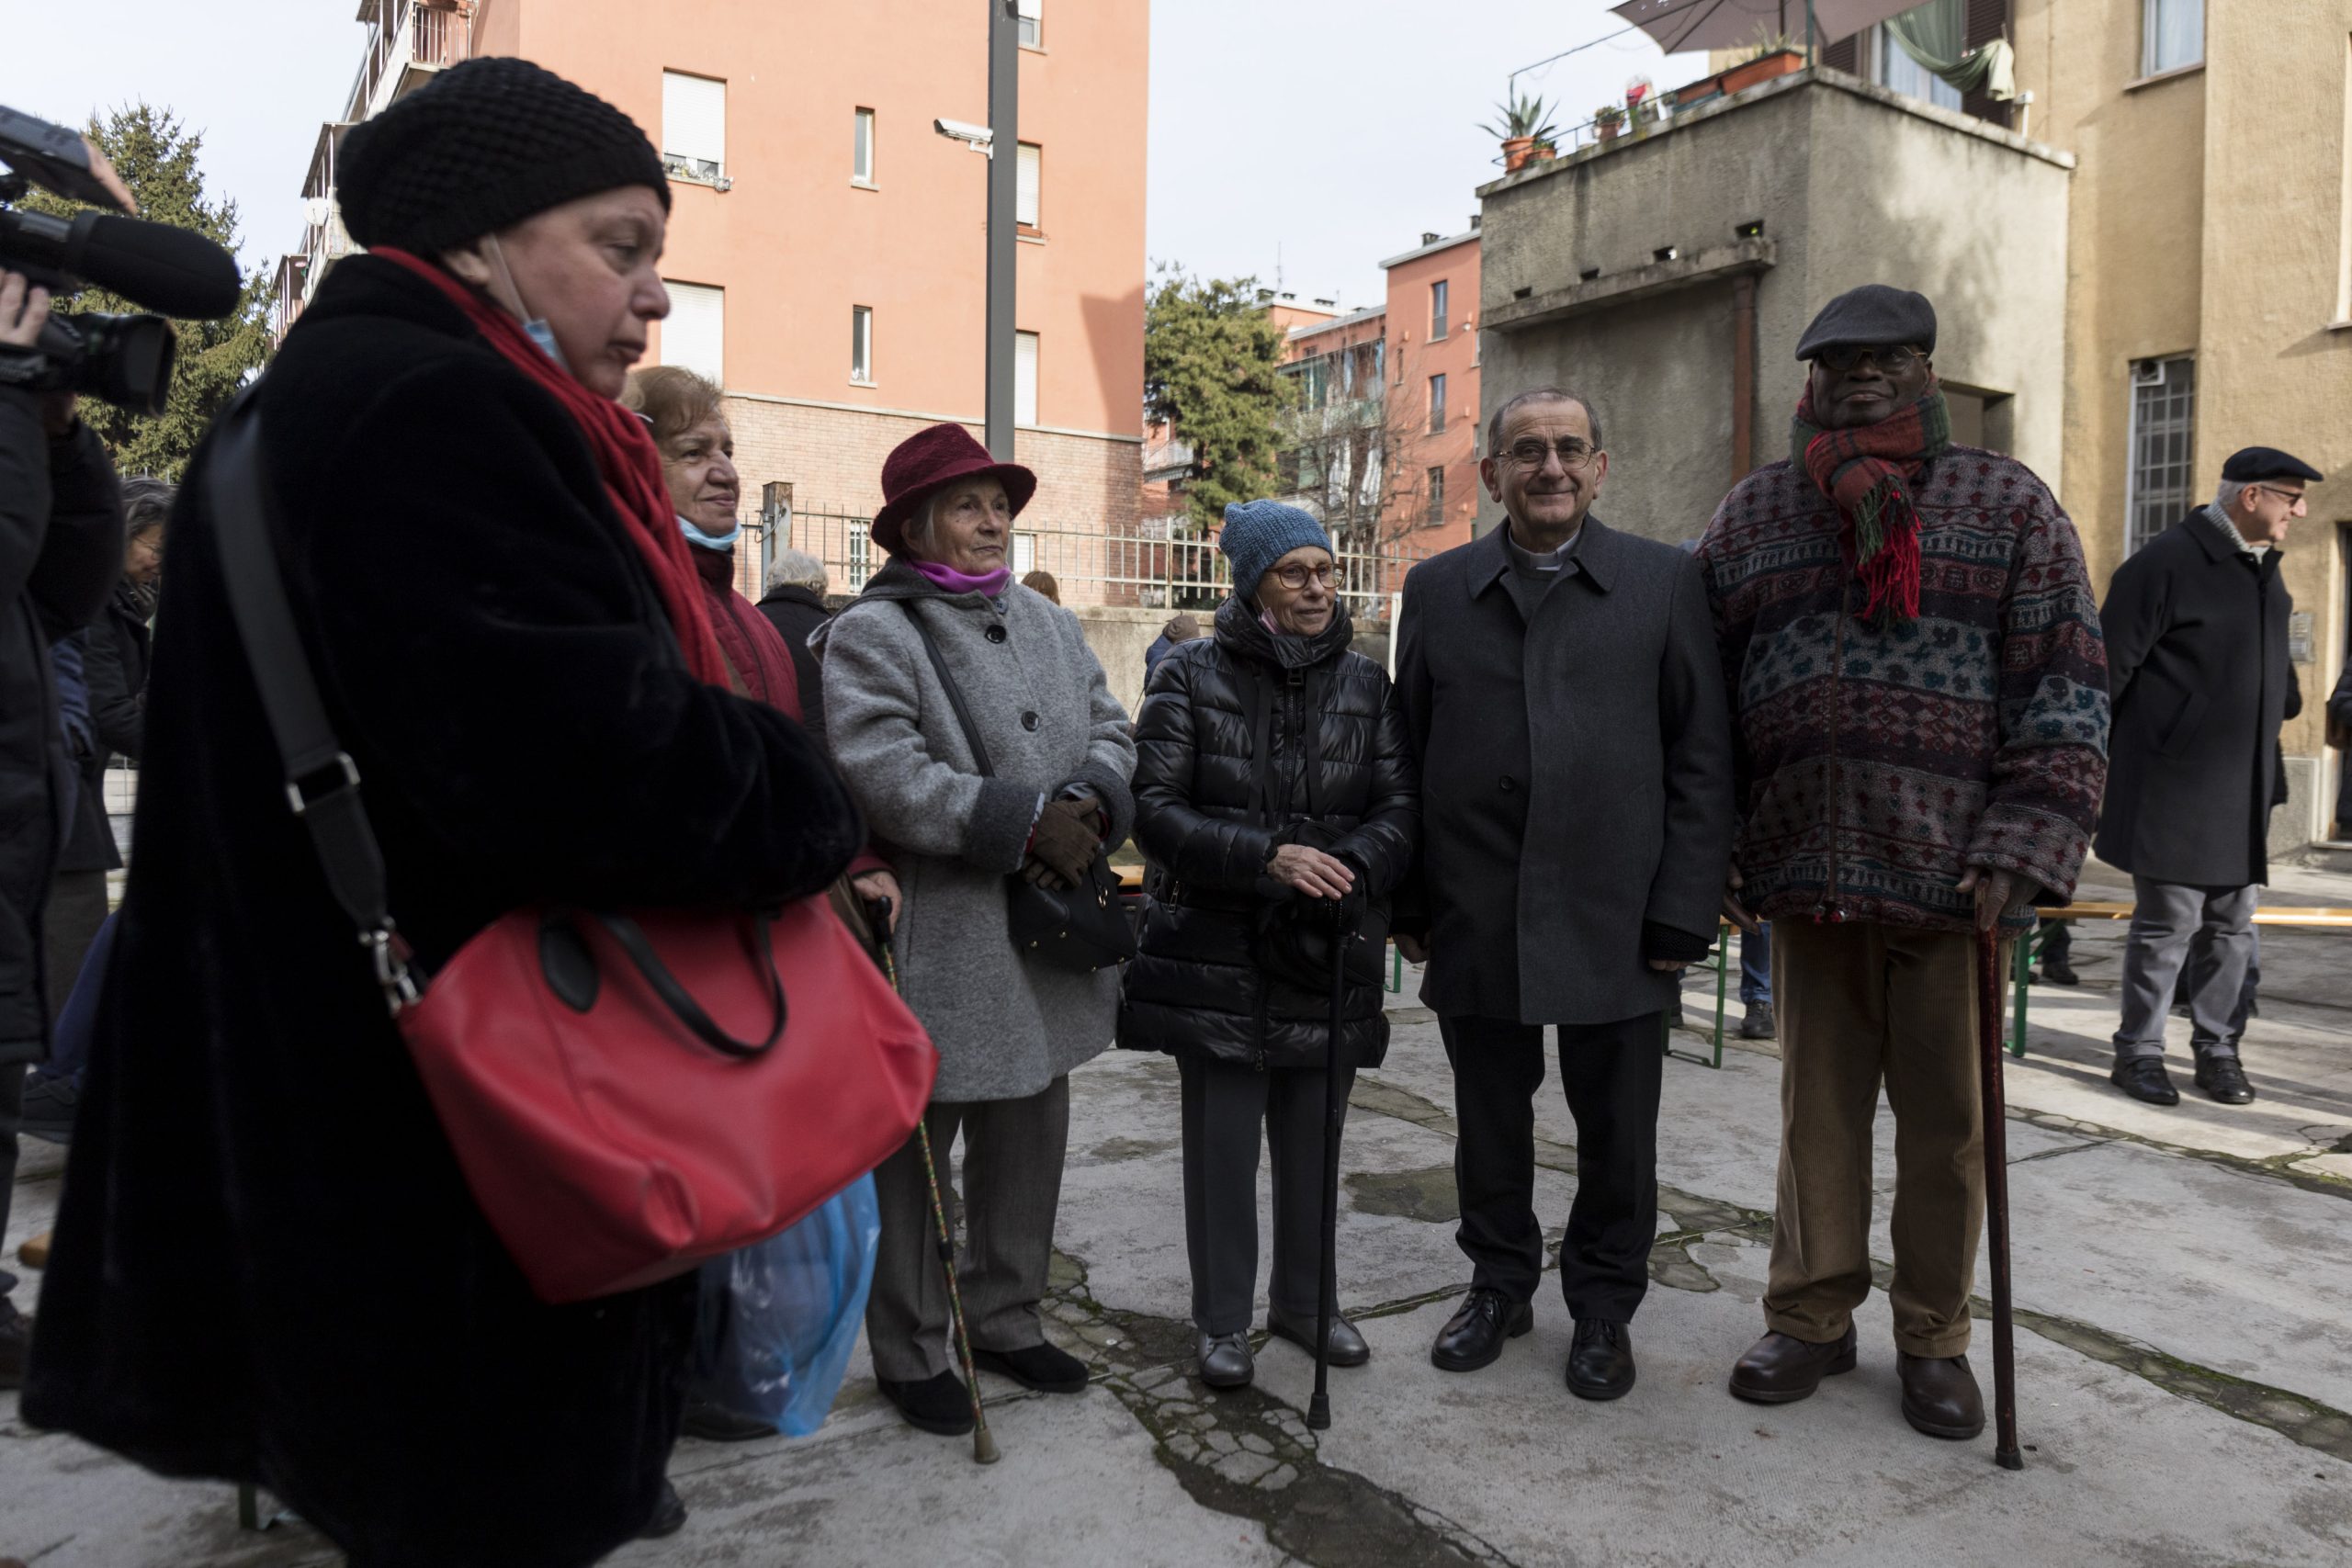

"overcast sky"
[4, 2, 1702, 304]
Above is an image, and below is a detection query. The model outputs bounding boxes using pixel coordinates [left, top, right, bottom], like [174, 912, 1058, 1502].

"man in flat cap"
[1693, 285, 2109, 1442]
[2096, 446, 2319, 1108]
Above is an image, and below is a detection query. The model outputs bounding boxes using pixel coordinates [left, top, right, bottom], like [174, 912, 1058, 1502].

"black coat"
[2095, 509, 2290, 886]
[1118, 597, 1418, 1070]
[1396, 519, 1734, 1027]
[22, 256, 864, 1568]
[0, 387, 121, 1062]
[54, 581, 155, 875]
[755, 581, 830, 731]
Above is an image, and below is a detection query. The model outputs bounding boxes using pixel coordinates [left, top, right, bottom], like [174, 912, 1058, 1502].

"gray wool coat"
[816, 561, 1136, 1102]
[1395, 518, 1735, 1028]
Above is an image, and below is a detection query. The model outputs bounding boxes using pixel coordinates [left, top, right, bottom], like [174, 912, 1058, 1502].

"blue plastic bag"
[691, 1173, 881, 1437]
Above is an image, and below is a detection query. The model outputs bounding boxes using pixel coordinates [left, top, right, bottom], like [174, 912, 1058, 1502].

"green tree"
[1143, 265, 1295, 533]
[21, 104, 273, 480]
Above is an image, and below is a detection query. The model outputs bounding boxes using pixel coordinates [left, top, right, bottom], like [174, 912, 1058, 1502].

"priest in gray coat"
[2097, 445, 2317, 1110]
[1394, 386, 1733, 1401]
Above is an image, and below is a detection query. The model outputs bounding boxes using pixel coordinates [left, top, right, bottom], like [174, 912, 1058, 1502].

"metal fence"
[736, 505, 1424, 623]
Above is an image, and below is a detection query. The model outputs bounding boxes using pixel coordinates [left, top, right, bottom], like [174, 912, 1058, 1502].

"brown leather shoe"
[16, 1231, 51, 1269]
[1898, 1352, 1985, 1439]
[1727, 1325, 1857, 1404]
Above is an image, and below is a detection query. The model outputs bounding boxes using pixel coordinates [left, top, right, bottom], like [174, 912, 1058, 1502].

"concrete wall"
[1476, 71, 2072, 546]
[1072, 606, 1181, 721]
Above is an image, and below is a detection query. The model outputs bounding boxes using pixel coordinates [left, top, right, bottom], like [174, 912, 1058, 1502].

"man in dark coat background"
[2097, 446, 2317, 1109]
[754, 544, 834, 730]
[1395, 386, 1732, 1403]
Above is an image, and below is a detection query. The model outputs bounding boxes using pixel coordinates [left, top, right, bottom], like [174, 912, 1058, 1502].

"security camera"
[933, 118, 995, 154]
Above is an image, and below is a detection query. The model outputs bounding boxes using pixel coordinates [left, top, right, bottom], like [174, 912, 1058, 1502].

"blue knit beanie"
[1219, 500, 1332, 602]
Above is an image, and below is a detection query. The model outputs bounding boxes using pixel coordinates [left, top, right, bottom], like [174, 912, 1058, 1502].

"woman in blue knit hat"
[1118, 501, 1419, 1390]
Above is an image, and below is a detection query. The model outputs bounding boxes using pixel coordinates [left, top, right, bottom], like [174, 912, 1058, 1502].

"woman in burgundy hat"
[815, 422, 1135, 1437]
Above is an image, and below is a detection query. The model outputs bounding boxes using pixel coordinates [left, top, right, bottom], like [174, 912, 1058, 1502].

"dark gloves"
[1024, 795, 1102, 889]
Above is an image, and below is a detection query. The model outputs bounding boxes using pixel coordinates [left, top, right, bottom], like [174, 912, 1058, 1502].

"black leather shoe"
[1196, 1331, 1254, 1390]
[636, 1481, 687, 1540]
[1727, 1325, 1857, 1404]
[1267, 1304, 1370, 1367]
[2195, 1055, 2256, 1105]
[1566, 1320, 1635, 1401]
[972, 1340, 1090, 1393]
[681, 1397, 775, 1442]
[1430, 1288, 1532, 1372]
[2110, 1057, 2180, 1106]
[1739, 1003, 1776, 1040]
[1897, 1352, 1985, 1439]
[2038, 957, 2078, 986]
[876, 1371, 977, 1436]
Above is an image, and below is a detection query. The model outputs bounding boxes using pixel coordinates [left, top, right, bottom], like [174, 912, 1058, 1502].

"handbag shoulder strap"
[203, 392, 418, 1014]
[895, 599, 995, 778]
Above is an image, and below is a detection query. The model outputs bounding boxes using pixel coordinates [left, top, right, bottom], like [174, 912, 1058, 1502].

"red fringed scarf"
[1791, 379, 1951, 628]
[374, 247, 730, 688]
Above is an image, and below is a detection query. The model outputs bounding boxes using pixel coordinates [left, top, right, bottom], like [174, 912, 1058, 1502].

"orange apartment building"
[274, 0, 1148, 597]
[1276, 224, 1483, 559]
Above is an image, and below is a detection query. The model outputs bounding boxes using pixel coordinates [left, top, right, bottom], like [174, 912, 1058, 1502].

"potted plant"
[1531, 137, 1559, 162]
[1479, 88, 1558, 174]
[1593, 103, 1627, 142]
[1723, 28, 1806, 95]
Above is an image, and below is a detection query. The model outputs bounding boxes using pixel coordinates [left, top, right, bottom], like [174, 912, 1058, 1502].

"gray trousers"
[1177, 1055, 1353, 1337]
[865, 1076, 1069, 1382]
[2114, 878, 2257, 1062]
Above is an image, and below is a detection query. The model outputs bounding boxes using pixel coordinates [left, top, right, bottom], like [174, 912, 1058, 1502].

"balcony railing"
[352, 1, 472, 122]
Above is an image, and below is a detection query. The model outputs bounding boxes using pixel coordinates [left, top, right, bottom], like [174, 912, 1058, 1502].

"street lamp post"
[984, 0, 1018, 460]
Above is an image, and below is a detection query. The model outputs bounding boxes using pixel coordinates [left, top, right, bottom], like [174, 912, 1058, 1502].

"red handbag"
[206, 398, 935, 1303]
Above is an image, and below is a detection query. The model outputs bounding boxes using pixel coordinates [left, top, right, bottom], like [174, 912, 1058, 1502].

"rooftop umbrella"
[1610, 0, 1926, 54]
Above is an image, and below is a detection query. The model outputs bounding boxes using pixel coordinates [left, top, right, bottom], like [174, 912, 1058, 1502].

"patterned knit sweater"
[1692, 447, 2109, 931]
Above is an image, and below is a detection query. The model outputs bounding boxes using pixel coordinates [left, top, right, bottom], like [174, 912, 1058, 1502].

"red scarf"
[374, 247, 729, 688]
[1791, 379, 1951, 629]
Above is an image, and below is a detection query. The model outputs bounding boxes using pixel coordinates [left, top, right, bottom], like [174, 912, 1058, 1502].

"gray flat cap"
[1795, 285, 1938, 361]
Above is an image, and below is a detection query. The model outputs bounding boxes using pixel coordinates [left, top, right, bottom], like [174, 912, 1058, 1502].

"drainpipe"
[1731, 272, 1758, 483]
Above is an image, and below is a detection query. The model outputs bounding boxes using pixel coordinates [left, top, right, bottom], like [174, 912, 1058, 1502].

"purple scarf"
[910, 558, 1012, 598]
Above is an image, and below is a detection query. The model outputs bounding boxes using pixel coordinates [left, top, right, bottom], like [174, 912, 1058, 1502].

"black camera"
[1, 103, 241, 413]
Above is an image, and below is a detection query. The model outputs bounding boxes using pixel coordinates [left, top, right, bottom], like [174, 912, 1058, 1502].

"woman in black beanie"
[21, 58, 863, 1568]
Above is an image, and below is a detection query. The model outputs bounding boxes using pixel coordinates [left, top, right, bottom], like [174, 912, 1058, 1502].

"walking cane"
[1975, 925, 2023, 1471]
[867, 897, 1000, 1465]
[1306, 919, 1350, 1432]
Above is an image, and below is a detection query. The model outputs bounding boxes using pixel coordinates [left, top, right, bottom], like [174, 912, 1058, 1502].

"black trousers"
[1177, 1055, 1354, 1337]
[1440, 1011, 1663, 1324]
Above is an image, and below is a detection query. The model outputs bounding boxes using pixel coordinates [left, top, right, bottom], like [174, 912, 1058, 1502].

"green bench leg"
[2009, 929, 2032, 1058]
[1664, 919, 1730, 1069]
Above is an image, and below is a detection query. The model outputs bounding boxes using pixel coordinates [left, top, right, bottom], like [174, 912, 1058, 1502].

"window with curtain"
[1430, 279, 1449, 340]
[1016, 143, 1042, 230]
[1873, 2, 1963, 112]
[1017, 0, 1043, 49]
[851, 305, 873, 384]
[2127, 355, 2196, 556]
[853, 108, 875, 186]
[1015, 331, 1039, 425]
[662, 281, 724, 385]
[1428, 373, 1447, 434]
[661, 72, 727, 184]
[2143, 0, 2203, 76]
[1426, 466, 1445, 525]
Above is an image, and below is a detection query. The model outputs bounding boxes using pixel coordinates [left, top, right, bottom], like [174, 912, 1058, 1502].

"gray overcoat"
[816, 561, 1136, 1102]
[1396, 518, 1735, 1027]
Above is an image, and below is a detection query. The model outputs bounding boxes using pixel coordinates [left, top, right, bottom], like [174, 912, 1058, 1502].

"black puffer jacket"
[1119, 596, 1418, 1069]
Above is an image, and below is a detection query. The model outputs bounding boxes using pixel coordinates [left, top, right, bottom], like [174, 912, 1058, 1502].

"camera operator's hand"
[1, 270, 51, 349]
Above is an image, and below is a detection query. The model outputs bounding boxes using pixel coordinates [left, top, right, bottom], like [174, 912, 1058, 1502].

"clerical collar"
[1504, 520, 1581, 573]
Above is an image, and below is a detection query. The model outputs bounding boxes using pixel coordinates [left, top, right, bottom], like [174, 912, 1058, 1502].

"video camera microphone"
[0, 207, 241, 320]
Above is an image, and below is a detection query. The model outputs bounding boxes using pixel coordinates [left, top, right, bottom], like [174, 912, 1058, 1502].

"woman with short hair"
[757, 546, 835, 728]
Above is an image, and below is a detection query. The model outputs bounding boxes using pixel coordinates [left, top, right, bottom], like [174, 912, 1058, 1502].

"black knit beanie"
[337, 56, 671, 254]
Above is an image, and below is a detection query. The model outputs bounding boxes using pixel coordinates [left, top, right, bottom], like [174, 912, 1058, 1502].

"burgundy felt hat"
[871, 423, 1038, 557]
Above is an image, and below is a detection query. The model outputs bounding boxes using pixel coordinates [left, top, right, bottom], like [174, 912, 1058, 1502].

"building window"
[2126, 355, 2196, 556]
[1017, 0, 1043, 49]
[848, 520, 873, 592]
[1430, 279, 1449, 340]
[1014, 330, 1039, 425]
[1016, 142, 1042, 231]
[1426, 466, 1445, 526]
[1428, 373, 1447, 434]
[661, 72, 726, 186]
[1869, 17, 1961, 112]
[854, 107, 876, 186]
[662, 281, 724, 384]
[2143, 0, 2203, 76]
[851, 305, 874, 384]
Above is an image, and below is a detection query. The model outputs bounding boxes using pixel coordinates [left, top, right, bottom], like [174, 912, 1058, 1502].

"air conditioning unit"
[2132, 358, 2167, 388]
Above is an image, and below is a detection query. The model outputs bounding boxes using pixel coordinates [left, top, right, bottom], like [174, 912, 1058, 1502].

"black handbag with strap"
[896, 602, 1135, 973]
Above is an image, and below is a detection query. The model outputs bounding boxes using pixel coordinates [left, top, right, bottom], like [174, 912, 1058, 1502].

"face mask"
[487, 235, 568, 372]
[680, 514, 741, 552]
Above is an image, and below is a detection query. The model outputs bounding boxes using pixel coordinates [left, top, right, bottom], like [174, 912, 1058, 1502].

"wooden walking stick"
[869, 898, 999, 1465]
[1975, 925, 2023, 1471]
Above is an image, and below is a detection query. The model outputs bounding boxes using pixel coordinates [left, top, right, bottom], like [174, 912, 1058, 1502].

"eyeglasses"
[1501, 438, 1600, 470]
[2246, 484, 2308, 513]
[1812, 344, 1925, 375]
[1271, 561, 1337, 589]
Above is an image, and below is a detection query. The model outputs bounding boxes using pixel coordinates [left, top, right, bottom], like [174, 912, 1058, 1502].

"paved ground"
[6, 860, 2349, 1566]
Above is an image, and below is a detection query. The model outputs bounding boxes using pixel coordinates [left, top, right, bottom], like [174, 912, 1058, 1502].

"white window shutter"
[662, 282, 725, 385]
[1014, 332, 1039, 425]
[662, 73, 726, 170]
[1016, 143, 1042, 229]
